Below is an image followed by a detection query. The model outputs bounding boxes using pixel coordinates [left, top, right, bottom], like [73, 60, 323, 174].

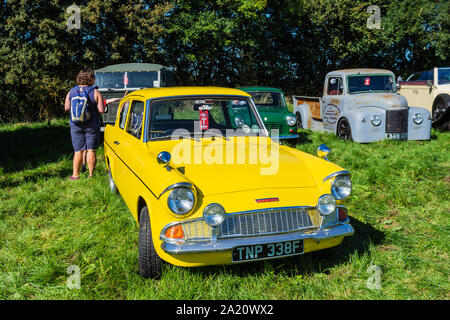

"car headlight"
[203, 203, 226, 227]
[235, 117, 244, 128]
[167, 188, 195, 215]
[331, 175, 352, 200]
[286, 115, 296, 126]
[413, 113, 423, 125]
[317, 194, 336, 216]
[371, 115, 382, 126]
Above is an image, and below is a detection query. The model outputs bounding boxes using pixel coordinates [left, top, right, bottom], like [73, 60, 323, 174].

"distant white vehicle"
[293, 69, 431, 143]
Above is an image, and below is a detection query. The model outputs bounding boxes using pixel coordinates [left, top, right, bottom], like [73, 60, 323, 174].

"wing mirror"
[157, 151, 172, 165]
[317, 144, 330, 161]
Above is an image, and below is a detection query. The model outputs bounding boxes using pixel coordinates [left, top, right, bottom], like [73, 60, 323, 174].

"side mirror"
[157, 151, 172, 165]
[426, 80, 433, 88]
[317, 144, 330, 161]
[396, 83, 401, 91]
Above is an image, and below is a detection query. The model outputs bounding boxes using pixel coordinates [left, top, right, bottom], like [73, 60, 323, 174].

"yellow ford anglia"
[104, 86, 354, 278]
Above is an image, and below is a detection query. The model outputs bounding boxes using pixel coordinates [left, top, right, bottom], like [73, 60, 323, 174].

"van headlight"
[317, 194, 336, 216]
[371, 115, 382, 126]
[167, 188, 195, 215]
[413, 113, 423, 125]
[331, 175, 352, 200]
[286, 115, 296, 126]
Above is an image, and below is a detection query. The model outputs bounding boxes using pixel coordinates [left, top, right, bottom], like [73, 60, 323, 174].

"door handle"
[114, 140, 120, 145]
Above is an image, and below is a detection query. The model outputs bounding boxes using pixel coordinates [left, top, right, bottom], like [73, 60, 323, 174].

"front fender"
[338, 107, 386, 143]
[293, 102, 312, 129]
[407, 107, 431, 141]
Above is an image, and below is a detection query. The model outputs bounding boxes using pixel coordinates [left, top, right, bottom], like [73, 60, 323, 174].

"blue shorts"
[70, 122, 100, 152]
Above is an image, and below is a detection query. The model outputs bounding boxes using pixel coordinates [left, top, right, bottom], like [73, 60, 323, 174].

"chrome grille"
[180, 207, 319, 241]
[220, 207, 316, 238]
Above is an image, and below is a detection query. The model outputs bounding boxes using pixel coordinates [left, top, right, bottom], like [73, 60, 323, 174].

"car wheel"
[296, 112, 303, 129]
[138, 206, 163, 279]
[337, 118, 353, 141]
[432, 96, 449, 128]
[108, 167, 117, 194]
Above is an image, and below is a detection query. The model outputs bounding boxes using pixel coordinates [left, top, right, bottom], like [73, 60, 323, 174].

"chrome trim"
[159, 182, 195, 198]
[277, 134, 299, 140]
[161, 223, 354, 256]
[160, 206, 319, 244]
[323, 170, 352, 183]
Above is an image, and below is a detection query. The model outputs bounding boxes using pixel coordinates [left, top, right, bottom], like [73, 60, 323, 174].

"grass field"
[0, 120, 448, 300]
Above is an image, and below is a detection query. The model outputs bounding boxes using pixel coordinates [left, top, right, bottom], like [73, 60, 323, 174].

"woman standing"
[64, 69, 105, 180]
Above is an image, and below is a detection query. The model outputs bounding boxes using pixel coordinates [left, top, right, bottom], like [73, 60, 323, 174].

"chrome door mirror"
[157, 151, 172, 165]
[317, 144, 330, 161]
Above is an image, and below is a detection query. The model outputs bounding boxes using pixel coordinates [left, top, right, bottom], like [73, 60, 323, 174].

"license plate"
[232, 240, 304, 262]
[386, 132, 407, 140]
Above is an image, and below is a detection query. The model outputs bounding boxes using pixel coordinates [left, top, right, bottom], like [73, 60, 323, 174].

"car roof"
[238, 86, 285, 94]
[328, 68, 394, 76]
[95, 63, 171, 73]
[125, 86, 252, 100]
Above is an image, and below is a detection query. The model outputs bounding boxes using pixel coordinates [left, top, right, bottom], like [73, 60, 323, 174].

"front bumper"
[161, 223, 354, 257]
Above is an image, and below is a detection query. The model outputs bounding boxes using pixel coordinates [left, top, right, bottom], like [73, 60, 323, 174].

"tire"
[295, 112, 303, 129]
[432, 96, 450, 129]
[108, 166, 118, 194]
[337, 118, 353, 141]
[138, 206, 163, 279]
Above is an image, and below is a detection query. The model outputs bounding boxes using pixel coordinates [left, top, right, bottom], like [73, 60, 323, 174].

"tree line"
[0, 0, 448, 123]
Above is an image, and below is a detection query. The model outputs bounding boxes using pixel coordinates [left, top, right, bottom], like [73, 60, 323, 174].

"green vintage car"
[237, 87, 298, 140]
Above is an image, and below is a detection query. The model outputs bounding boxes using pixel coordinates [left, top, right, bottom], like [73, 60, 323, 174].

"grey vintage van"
[95, 63, 174, 125]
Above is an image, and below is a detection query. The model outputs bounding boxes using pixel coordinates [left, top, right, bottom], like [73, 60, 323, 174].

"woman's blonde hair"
[76, 69, 95, 86]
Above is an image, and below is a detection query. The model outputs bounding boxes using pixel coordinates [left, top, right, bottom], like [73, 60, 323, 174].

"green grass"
[0, 120, 449, 300]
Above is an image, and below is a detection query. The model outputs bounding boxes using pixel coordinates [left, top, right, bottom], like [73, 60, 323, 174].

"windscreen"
[248, 92, 284, 108]
[149, 97, 264, 140]
[95, 71, 159, 89]
[438, 68, 450, 85]
[127, 71, 159, 88]
[347, 75, 395, 93]
[95, 72, 125, 89]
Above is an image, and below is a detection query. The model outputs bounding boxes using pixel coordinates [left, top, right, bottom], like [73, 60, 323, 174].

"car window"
[438, 68, 450, 84]
[95, 72, 125, 89]
[249, 92, 284, 108]
[327, 77, 343, 95]
[118, 101, 130, 129]
[126, 100, 145, 139]
[347, 75, 395, 93]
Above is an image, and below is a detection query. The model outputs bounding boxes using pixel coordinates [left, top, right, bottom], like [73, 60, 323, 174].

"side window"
[118, 101, 130, 129]
[126, 100, 145, 139]
[327, 77, 343, 95]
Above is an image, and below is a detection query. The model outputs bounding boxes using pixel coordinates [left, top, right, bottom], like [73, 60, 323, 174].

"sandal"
[69, 176, 79, 181]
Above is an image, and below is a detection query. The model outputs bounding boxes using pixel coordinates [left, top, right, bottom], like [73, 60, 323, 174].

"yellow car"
[104, 86, 354, 278]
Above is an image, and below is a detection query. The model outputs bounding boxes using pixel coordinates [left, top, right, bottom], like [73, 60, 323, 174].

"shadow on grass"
[0, 166, 74, 188]
[186, 217, 384, 278]
[0, 124, 74, 173]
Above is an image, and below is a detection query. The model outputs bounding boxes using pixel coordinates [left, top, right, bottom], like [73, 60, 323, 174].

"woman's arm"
[64, 92, 71, 112]
[94, 89, 105, 114]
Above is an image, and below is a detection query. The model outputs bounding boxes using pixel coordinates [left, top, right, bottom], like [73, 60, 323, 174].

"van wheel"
[296, 112, 303, 129]
[138, 206, 163, 279]
[337, 118, 353, 141]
